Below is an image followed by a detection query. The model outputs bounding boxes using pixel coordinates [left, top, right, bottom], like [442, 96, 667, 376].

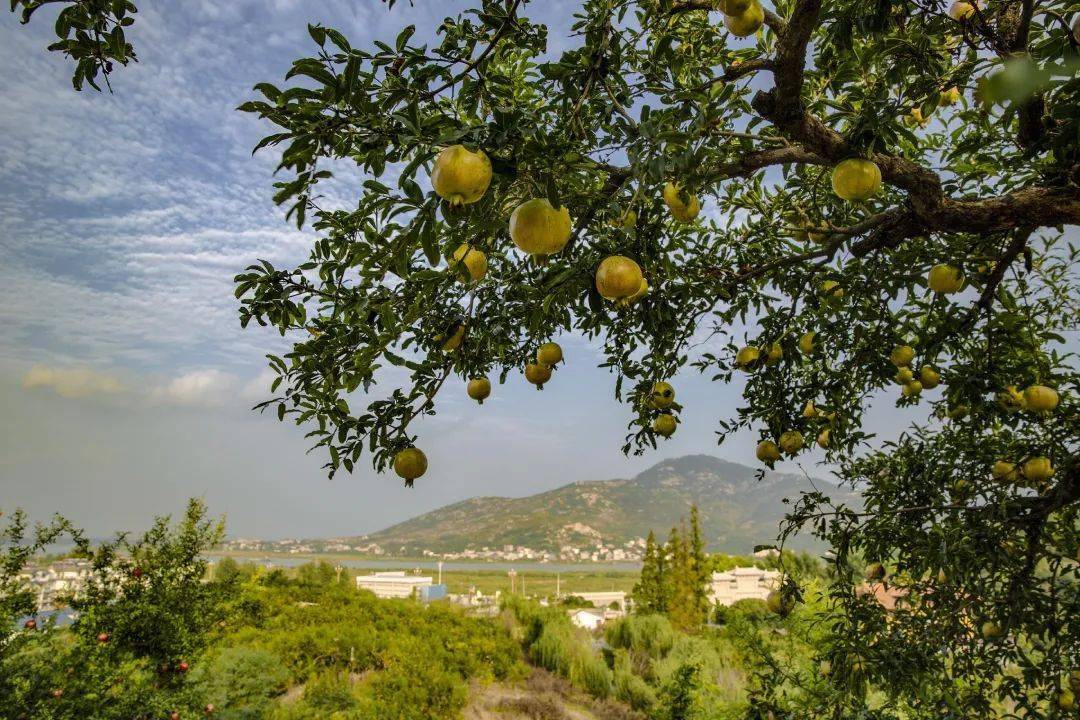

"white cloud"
[150, 369, 237, 407]
[241, 368, 278, 401]
[21, 365, 125, 399]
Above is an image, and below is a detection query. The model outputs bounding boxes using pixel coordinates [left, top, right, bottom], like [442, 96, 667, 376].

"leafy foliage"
[2, 509, 524, 719]
[9, 0, 138, 90]
[233, 1, 1079, 715]
[0, 499, 229, 720]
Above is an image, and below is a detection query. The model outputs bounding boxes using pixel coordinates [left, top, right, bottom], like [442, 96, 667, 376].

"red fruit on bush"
[23, 618, 36, 630]
[97, 632, 110, 643]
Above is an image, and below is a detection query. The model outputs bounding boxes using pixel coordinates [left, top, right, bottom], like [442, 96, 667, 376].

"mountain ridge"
[347, 455, 856, 556]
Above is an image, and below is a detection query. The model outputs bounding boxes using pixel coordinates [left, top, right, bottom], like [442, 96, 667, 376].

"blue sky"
[0, 0, 913, 539]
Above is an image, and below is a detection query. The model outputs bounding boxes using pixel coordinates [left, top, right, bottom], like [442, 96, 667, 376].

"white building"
[709, 567, 780, 606]
[355, 571, 432, 599]
[576, 591, 628, 612]
[568, 608, 606, 631]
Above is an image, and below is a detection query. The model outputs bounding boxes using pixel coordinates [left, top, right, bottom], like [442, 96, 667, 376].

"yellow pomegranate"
[616, 277, 649, 308]
[831, 158, 882, 201]
[653, 414, 677, 437]
[764, 342, 783, 366]
[524, 363, 552, 390]
[919, 366, 941, 389]
[816, 428, 830, 448]
[393, 447, 428, 485]
[948, 0, 976, 21]
[756, 440, 781, 463]
[536, 342, 564, 367]
[904, 107, 929, 128]
[1059, 688, 1075, 711]
[717, 0, 752, 12]
[798, 332, 816, 354]
[890, 345, 915, 367]
[895, 367, 914, 384]
[736, 345, 760, 370]
[1021, 457, 1053, 483]
[431, 145, 492, 206]
[996, 386, 1026, 413]
[928, 264, 964, 293]
[662, 182, 701, 223]
[596, 256, 644, 299]
[439, 323, 466, 352]
[820, 280, 844, 305]
[991, 460, 1016, 481]
[650, 381, 676, 410]
[609, 209, 637, 230]
[450, 244, 488, 282]
[510, 199, 572, 255]
[947, 404, 969, 420]
[779, 430, 804, 454]
[902, 380, 923, 397]
[723, 0, 764, 37]
[467, 377, 491, 404]
[939, 86, 961, 106]
[1023, 385, 1058, 412]
[981, 621, 1003, 641]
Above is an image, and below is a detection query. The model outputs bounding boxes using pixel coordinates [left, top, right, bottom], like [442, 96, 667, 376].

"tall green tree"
[633, 529, 669, 614]
[687, 505, 710, 622]
[666, 524, 699, 631]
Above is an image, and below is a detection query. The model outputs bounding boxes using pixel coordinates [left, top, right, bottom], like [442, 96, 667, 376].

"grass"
[436, 570, 637, 597]
[211, 552, 639, 598]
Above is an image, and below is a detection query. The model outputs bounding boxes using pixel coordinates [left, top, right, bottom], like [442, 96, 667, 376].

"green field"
[209, 555, 638, 598]
[435, 569, 637, 596]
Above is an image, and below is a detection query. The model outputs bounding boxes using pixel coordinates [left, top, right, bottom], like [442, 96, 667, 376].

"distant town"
[18, 557, 802, 633]
[218, 535, 650, 563]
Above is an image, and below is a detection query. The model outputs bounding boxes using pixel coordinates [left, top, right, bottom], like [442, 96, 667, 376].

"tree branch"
[421, 0, 523, 99]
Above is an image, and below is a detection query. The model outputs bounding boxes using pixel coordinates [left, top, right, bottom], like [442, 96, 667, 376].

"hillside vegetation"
[360, 456, 856, 554]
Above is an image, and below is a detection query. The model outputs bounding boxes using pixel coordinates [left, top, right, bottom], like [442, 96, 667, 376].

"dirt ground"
[462, 668, 645, 720]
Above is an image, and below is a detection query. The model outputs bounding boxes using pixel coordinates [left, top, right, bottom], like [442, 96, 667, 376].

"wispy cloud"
[21, 365, 125, 398]
[149, 368, 237, 407]
[20, 363, 248, 409]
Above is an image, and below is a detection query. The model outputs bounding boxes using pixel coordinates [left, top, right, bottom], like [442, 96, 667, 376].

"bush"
[614, 666, 657, 711]
[726, 599, 770, 623]
[189, 646, 289, 719]
[533, 625, 574, 675]
[571, 652, 613, 699]
[605, 614, 676, 659]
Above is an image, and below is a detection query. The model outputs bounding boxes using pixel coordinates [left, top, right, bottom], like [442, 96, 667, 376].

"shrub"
[614, 666, 657, 712]
[189, 646, 289, 719]
[571, 652, 613, 699]
[605, 614, 676, 659]
[726, 598, 770, 623]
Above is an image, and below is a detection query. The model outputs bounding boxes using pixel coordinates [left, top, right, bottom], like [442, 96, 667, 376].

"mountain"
[354, 455, 858, 555]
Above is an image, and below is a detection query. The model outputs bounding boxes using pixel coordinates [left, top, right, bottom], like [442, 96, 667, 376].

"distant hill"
[353, 455, 857, 555]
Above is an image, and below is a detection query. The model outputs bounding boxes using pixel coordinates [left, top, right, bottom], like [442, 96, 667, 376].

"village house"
[708, 566, 781, 605]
